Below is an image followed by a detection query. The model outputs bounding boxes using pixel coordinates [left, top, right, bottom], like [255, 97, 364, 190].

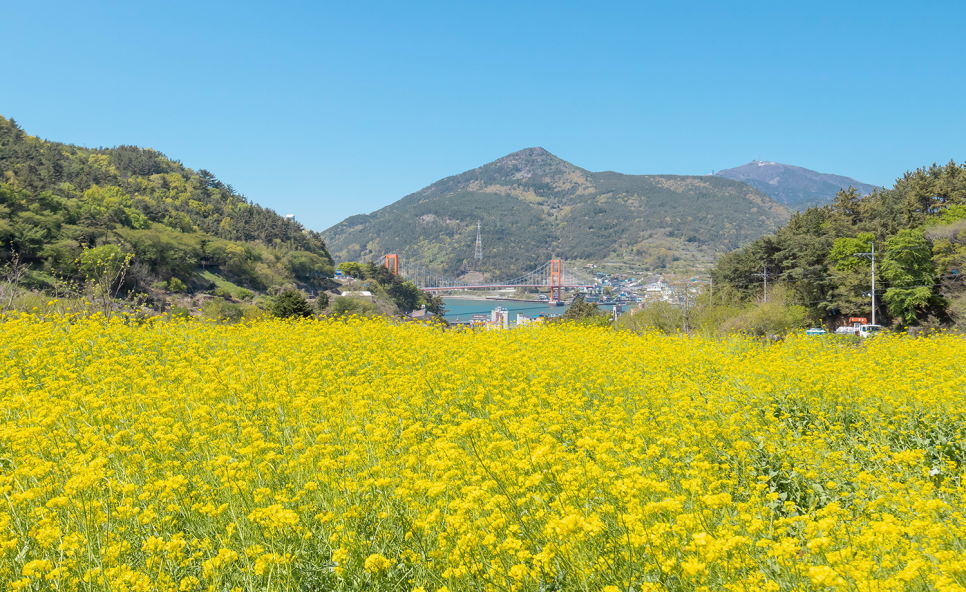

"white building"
[490, 306, 510, 329]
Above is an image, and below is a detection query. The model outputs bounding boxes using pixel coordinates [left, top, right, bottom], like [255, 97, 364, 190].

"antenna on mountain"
[474, 221, 483, 262]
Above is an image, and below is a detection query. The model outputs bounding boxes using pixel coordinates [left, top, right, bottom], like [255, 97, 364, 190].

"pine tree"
[271, 290, 314, 319]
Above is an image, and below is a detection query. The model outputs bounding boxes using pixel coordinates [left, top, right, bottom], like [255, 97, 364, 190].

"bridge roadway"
[421, 283, 596, 291]
[384, 253, 597, 301]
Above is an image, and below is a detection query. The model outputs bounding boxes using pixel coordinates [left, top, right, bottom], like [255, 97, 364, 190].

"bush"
[720, 300, 809, 337]
[619, 301, 684, 335]
[271, 290, 314, 319]
[235, 288, 255, 301]
[330, 295, 375, 318]
[213, 287, 233, 299]
[267, 283, 297, 297]
[202, 298, 244, 323]
[241, 305, 268, 322]
[558, 296, 610, 326]
[316, 292, 330, 312]
[169, 305, 191, 320]
[168, 278, 187, 293]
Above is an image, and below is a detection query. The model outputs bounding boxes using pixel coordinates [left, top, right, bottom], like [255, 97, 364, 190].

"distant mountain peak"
[715, 161, 879, 208]
[412, 147, 580, 200]
[478, 147, 576, 180]
[507, 146, 548, 157]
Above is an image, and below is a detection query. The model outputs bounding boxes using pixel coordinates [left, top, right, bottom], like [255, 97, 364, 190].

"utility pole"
[753, 266, 768, 303]
[854, 242, 876, 326]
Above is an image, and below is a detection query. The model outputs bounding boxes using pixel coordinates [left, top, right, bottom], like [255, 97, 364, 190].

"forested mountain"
[0, 115, 333, 292]
[324, 148, 792, 277]
[712, 160, 966, 328]
[715, 160, 879, 209]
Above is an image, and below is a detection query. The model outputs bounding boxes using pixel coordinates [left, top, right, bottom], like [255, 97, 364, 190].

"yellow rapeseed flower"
[0, 315, 962, 590]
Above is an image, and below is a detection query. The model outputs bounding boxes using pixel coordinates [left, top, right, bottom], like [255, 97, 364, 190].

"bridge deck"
[420, 284, 596, 290]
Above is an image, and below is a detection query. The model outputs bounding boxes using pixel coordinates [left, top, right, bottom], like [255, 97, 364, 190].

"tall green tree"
[337, 261, 364, 278]
[880, 228, 942, 324]
[420, 291, 446, 316]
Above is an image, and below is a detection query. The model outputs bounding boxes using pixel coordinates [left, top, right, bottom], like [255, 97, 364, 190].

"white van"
[858, 324, 885, 338]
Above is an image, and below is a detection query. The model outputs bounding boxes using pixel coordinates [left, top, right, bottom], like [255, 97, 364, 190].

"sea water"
[441, 298, 623, 323]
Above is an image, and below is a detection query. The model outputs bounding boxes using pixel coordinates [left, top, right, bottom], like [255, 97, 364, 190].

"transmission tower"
[474, 221, 483, 261]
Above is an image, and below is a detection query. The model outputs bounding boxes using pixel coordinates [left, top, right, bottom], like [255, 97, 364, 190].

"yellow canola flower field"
[0, 316, 964, 592]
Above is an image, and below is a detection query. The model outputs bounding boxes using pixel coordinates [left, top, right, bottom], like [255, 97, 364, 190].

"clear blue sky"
[2, 1, 964, 233]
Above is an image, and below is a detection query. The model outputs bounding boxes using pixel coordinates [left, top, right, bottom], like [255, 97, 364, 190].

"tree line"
[711, 160, 966, 329]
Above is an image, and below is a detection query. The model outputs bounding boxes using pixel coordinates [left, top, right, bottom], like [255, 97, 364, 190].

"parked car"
[834, 326, 858, 335]
[805, 328, 827, 336]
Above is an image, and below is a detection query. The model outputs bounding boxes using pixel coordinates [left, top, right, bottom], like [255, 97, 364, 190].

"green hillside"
[323, 148, 791, 277]
[0, 116, 333, 294]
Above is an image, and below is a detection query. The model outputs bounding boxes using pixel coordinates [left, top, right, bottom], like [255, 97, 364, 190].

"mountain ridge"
[324, 149, 793, 276]
[715, 160, 879, 209]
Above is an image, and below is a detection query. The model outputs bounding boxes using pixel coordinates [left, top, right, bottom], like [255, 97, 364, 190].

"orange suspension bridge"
[383, 254, 597, 303]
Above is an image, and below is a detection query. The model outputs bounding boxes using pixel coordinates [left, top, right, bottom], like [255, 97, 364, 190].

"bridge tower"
[385, 253, 399, 275]
[549, 259, 562, 302]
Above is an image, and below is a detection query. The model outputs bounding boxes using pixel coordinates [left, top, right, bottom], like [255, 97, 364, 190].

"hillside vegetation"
[324, 148, 792, 277]
[712, 160, 966, 329]
[0, 115, 334, 303]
